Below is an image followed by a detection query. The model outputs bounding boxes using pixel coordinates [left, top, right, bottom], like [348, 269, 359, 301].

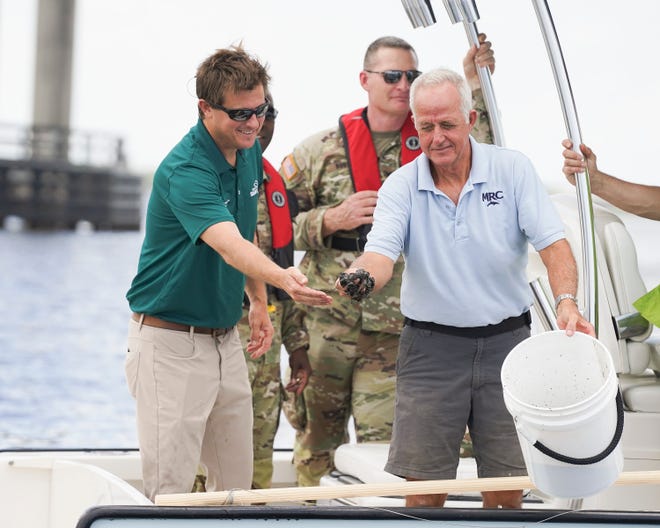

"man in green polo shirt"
[125, 46, 331, 502]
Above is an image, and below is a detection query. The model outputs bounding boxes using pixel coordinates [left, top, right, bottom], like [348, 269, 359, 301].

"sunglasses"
[265, 105, 278, 120]
[365, 69, 422, 84]
[209, 100, 270, 121]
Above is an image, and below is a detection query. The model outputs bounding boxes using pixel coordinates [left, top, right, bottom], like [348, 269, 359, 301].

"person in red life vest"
[279, 34, 496, 487]
[240, 92, 313, 489]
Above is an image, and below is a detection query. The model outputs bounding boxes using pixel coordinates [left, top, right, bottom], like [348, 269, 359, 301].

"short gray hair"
[409, 67, 472, 122]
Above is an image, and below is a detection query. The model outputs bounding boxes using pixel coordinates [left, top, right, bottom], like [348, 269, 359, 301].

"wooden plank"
[155, 470, 660, 506]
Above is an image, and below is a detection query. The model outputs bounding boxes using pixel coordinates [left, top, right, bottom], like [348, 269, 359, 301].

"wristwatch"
[555, 293, 578, 310]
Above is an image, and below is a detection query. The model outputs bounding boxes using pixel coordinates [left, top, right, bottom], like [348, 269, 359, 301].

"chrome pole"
[441, 0, 506, 146]
[400, 0, 504, 146]
[401, 0, 436, 27]
[531, 0, 598, 334]
[530, 278, 559, 332]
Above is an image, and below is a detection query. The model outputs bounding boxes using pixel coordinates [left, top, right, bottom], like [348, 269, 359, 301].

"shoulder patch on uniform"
[281, 154, 299, 181]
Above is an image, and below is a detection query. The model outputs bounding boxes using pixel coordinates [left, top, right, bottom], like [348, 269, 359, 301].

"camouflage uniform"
[280, 91, 491, 487]
[238, 169, 309, 490]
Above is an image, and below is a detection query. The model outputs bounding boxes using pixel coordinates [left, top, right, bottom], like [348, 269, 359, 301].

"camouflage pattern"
[241, 168, 309, 490]
[284, 320, 398, 486]
[191, 471, 206, 493]
[460, 430, 474, 458]
[280, 91, 491, 486]
[239, 299, 305, 489]
[471, 89, 494, 146]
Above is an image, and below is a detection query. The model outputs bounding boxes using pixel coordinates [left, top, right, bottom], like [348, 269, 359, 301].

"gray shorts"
[384, 325, 530, 480]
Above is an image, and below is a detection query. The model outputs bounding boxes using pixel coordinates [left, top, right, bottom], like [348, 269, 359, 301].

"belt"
[330, 236, 365, 252]
[132, 313, 233, 336]
[403, 311, 531, 338]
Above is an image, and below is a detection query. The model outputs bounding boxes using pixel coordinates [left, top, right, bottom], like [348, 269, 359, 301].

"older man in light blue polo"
[335, 67, 595, 509]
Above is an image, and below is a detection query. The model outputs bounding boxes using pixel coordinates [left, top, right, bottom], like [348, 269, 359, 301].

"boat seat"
[333, 443, 401, 484]
[547, 194, 660, 413]
[593, 204, 660, 412]
[333, 442, 477, 484]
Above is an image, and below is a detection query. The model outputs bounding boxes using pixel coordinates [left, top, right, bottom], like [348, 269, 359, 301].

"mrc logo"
[482, 190, 503, 206]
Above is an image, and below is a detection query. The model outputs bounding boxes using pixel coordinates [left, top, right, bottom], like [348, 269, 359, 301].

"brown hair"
[196, 45, 270, 118]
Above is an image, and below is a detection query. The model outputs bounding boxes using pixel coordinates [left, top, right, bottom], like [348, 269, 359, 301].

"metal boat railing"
[530, 0, 598, 334]
[441, 0, 505, 147]
[401, 0, 505, 146]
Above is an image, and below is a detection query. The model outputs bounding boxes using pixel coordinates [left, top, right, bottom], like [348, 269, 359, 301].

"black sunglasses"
[365, 69, 422, 84]
[265, 105, 278, 120]
[209, 100, 270, 121]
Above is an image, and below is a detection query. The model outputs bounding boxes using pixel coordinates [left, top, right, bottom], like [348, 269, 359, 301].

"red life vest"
[263, 157, 293, 252]
[338, 107, 420, 192]
[262, 158, 295, 300]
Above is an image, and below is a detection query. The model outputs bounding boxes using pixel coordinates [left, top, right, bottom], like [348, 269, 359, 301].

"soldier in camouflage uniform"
[239, 94, 312, 490]
[279, 35, 496, 486]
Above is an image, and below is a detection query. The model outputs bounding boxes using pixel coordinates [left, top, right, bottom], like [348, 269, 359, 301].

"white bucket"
[501, 330, 623, 499]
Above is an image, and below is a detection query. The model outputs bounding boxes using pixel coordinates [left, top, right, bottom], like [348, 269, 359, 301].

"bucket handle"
[532, 390, 624, 465]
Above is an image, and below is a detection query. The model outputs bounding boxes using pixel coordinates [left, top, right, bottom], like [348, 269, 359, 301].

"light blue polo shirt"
[365, 136, 565, 327]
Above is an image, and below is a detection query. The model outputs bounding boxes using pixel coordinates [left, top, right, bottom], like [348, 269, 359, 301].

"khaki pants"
[126, 318, 253, 501]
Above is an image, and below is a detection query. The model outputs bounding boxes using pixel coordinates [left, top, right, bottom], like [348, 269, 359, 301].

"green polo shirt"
[127, 119, 262, 327]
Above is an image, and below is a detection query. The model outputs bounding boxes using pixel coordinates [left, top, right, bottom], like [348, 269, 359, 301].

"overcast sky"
[1, 0, 658, 313]
[1, 0, 657, 183]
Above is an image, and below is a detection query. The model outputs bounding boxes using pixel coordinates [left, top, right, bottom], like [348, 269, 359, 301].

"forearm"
[293, 208, 330, 250]
[592, 172, 660, 221]
[539, 239, 578, 299]
[349, 251, 395, 294]
[321, 206, 343, 238]
[201, 222, 288, 290]
[245, 275, 268, 307]
[539, 238, 596, 336]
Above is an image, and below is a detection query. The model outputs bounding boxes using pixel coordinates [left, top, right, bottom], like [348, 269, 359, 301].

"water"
[0, 227, 297, 449]
[0, 229, 142, 448]
[0, 213, 658, 450]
